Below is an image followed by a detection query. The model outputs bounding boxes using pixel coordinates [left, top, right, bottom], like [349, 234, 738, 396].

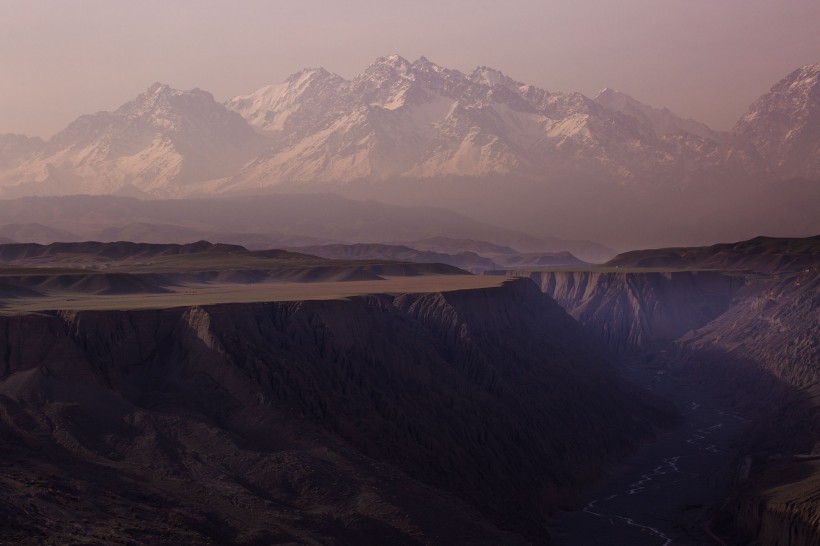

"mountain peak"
[595, 88, 620, 99]
[734, 61, 820, 178]
[138, 82, 210, 103]
[469, 66, 517, 88]
[777, 63, 820, 95]
[744, 63, 820, 113]
[791, 63, 820, 77]
[128, 83, 214, 108]
[594, 88, 644, 112]
[595, 87, 722, 141]
[22, 79, 259, 196]
[280, 67, 344, 92]
[372, 54, 411, 70]
[146, 82, 173, 95]
[285, 67, 334, 83]
[115, 83, 219, 122]
[412, 55, 444, 72]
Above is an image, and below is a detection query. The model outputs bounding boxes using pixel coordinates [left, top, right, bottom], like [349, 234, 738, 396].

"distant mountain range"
[0, 58, 818, 248]
[0, 194, 616, 262]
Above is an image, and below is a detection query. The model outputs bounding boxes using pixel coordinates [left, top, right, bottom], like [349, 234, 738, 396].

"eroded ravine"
[551, 364, 750, 545]
[0, 279, 677, 544]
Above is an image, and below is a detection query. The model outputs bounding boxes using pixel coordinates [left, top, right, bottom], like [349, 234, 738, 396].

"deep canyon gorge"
[0, 236, 816, 544]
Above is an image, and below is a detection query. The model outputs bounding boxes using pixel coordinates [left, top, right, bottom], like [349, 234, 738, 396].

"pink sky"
[1, 0, 818, 137]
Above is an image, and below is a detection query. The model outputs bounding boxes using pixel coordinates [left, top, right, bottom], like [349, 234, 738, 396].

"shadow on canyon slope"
[515, 260, 818, 544]
[673, 348, 820, 546]
[0, 279, 675, 545]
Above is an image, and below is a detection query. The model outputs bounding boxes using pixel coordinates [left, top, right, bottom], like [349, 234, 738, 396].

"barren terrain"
[0, 241, 502, 314]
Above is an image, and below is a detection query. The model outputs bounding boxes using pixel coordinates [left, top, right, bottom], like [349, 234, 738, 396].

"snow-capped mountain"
[0, 58, 815, 201]
[221, 55, 762, 191]
[0, 83, 261, 197]
[734, 63, 820, 179]
[226, 68, 347, 134]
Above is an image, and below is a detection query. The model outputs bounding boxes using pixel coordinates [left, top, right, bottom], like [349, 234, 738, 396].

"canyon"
[0, 235, 816, 543]
[511, 236, 819, 544]
[0, 265, 674, 544]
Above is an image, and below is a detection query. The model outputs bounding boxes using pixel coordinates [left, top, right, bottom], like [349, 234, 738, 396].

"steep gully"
[526, 269, 818, 545]
[551, 357, 751, 545]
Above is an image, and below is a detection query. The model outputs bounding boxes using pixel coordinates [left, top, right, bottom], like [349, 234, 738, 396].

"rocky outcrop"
[734, 64, 820, 180]
[0, 279, 673, 544]
[677, 270, 819, 394]
[675, 271, 820, 544]
[723, 436, 820, 546]
[510, 269, 743, 354]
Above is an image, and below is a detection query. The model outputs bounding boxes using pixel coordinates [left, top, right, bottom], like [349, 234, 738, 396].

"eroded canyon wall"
[0, 279, 673, 544]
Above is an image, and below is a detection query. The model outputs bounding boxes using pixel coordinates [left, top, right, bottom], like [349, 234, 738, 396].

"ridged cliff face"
[677, 271, 820, 545]
[677, 270, 819, 394]
[513, 270, 744, 354]
[0, 279, 673, 544]
[726, 457, 820, 546]
[508, 261, 818, 544]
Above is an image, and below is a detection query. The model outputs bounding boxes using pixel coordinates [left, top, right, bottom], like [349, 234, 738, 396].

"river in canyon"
[551, 362, 750, 545]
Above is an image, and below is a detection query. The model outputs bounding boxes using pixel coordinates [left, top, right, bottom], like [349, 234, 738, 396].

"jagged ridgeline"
[0, 58, 818, 247]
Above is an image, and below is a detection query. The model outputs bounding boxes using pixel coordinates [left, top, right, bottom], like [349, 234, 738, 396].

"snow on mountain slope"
[0, 84, 261, 197]
[226, 68, 347, 133]
[0, 57, 814, 200]
[734, 63, 820, 179]
[220, 55, 763, 192]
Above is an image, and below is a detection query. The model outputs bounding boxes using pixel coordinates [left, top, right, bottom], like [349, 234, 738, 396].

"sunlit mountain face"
[1, 58, 817, 249]
[8, 58, 820, 197]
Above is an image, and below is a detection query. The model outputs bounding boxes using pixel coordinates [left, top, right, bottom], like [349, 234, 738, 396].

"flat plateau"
[0, 274, 505, 314]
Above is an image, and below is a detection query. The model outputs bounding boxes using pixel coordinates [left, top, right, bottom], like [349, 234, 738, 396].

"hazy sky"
[2, 0, 818, 138]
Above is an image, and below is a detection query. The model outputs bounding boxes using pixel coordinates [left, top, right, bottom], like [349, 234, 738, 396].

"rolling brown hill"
[606, 234, 820, 273]
[287, 243, 498, 272]
[0, 241, 472, 313]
